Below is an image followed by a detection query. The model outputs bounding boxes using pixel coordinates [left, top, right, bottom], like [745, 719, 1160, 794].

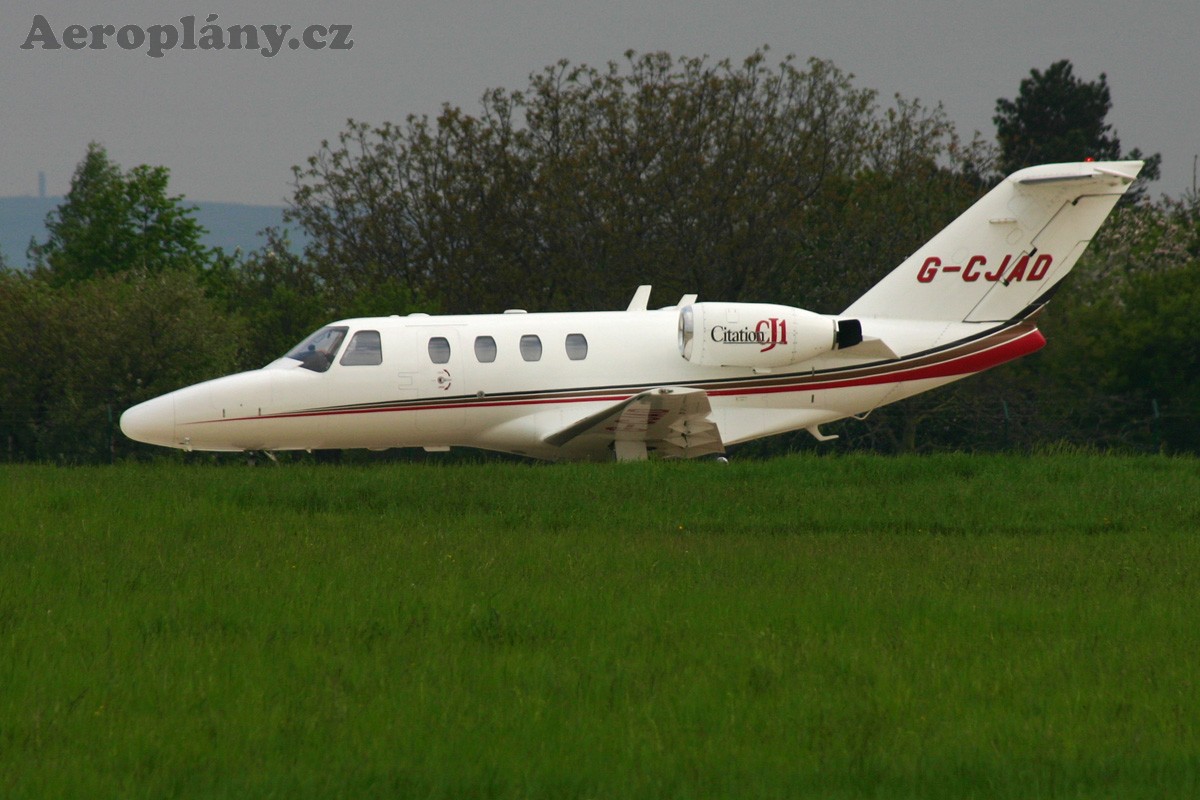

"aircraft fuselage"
[121, 304, 1042, 460]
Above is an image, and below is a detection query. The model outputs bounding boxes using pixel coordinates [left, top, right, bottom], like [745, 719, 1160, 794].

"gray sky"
[4, 0, 1197, 206]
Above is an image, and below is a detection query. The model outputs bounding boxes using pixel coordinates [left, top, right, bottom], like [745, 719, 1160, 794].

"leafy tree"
[1055, 197, 1200, 452]
[3, 144, 239, 461]
[28, 143, 216, 284]
[993, 60, 1160, 187]
[288, 50, 973, 316]
[0, 269, 56, 460]
[205, 229, 335, 370]
[995, 60, 1117, 170]
[797, 97, 993, 312]
[0, 269, 241, 462]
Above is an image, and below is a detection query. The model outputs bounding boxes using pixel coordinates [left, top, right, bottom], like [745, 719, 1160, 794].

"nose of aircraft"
[120, 395, 176, 447]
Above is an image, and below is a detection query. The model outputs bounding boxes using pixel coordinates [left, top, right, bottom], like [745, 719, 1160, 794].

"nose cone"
[120, 395, 176, 447]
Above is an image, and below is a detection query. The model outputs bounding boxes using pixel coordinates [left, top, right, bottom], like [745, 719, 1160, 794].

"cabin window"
[428, 337, 451, 364]
[565, 333, 588, 361]
[284, 326, 348, 373]
[340, 330, 383, 366]
[474, 336, 497, 363]
[520, 334, 542, 362]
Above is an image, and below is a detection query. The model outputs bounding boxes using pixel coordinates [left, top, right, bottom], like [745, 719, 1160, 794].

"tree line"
[1, 53, 1194, 462]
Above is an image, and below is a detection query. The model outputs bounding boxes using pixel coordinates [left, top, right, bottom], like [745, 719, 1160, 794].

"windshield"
[284, 326, 348, 373]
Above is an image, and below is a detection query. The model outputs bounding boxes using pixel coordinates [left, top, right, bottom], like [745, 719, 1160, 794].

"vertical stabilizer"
[843, 161, 1143, 323]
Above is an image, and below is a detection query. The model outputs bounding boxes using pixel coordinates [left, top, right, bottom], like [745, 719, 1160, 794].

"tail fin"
[843, 161, 1143, 323]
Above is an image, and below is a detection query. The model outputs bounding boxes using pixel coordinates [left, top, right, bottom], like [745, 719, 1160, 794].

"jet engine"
[678, 302, 862, 369]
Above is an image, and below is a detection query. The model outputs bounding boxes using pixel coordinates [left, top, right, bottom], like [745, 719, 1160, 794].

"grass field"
[2, 454, 1198, 798]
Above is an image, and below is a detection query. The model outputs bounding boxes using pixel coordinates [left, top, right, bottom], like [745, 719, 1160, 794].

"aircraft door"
[404, 326, 466, 432]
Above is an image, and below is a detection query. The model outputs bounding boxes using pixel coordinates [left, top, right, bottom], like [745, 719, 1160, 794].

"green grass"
[2, 454, 1199, 798]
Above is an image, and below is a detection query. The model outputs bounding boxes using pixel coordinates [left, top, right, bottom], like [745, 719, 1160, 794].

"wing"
[544, 387, 724, 461]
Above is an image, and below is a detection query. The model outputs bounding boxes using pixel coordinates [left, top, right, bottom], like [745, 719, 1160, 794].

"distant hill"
[0, 197, 304, 268]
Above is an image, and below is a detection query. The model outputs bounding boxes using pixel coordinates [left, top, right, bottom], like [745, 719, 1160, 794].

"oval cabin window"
[428, 337, 451, 364]
[519, 335, 542, 362]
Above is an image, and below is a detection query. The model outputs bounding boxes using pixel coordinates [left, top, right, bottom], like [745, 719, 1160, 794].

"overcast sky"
[4, 0, 1197, 206]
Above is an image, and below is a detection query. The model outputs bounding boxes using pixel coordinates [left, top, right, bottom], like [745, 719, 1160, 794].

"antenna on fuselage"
[626, 285, 652, 312]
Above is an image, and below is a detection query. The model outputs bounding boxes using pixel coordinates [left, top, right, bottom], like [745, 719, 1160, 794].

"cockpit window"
[340, 330, 383, 366]
[284, 326, 348, 373]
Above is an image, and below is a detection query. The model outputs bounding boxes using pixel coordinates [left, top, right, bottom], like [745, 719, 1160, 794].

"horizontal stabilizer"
[1016, 162, 1142, 185]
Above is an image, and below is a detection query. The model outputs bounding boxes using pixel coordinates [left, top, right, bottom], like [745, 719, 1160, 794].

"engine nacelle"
[678, 302, 861, 369]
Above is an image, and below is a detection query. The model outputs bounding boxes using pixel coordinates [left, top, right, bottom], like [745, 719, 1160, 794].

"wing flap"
[544, 387, 725, 461]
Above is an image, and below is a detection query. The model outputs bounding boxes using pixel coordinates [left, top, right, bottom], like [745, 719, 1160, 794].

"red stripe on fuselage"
[709, 325, 1045, 397]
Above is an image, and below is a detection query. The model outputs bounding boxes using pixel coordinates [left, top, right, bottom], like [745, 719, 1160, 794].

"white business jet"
[121, 161, 1142, 461]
